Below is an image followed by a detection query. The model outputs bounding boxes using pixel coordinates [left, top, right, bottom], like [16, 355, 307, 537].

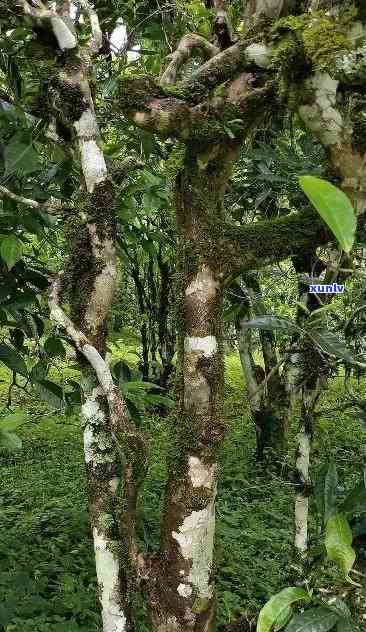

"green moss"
[272, 12, 352, 75]
[192, 595, 210, 614]
[89, 179, 117, 242]
[62, 219, 103, 326]
[303, 17, 351, 71]
[98, 512, 115, 531]
[51, 77, 87, 123]
[117, 75, 164, 113]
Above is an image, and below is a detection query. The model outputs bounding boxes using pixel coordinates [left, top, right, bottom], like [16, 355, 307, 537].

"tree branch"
[179, 40, 273, 102]
[20, 0, 78, 50]
[160, 34, 219, 86]
[49, 276, 148, 574]
[219, 209, 330, 275]
[0, 185, 63, 215]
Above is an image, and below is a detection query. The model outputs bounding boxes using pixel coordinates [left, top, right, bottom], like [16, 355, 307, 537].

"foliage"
[1, 359, 365, 630]
[299, 177, 357, 255]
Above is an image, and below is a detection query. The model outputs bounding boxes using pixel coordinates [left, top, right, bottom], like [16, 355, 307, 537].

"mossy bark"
[148, 143, 237, 631]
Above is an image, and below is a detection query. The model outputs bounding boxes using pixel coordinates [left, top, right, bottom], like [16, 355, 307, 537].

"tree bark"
[147, 143, 237, 631]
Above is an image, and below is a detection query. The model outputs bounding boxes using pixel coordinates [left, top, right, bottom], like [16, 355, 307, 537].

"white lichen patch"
[184, 371, 210, 410]
[74, 109, 108, 192]
[295, 496, 309, 554]
[185, 266, 219, 298]
[184, 336, 217, 357]
[244, 43, 272, 69]
[172, 496, 216, 600]
[80, 140, 108, 192]
[296, 430, 310, 482]
[109, 477, 120, 493]
[82, 397, 115, 466]
[93, 529, 127, 631]
[299, 73, 343, 146]
[177, 583, 193, 598]
[51, 16, 77, 50]
[188, 457, 216, 489]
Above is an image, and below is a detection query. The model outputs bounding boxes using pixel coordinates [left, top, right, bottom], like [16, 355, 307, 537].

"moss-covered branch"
[219, 209, 366, 276]
[218, 211, 330, 276]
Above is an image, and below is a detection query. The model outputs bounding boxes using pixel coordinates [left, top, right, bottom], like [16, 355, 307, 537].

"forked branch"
[160, 34, 219, 86]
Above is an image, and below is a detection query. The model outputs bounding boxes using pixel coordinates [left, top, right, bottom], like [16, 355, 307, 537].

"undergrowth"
[0, 354, 365, 630]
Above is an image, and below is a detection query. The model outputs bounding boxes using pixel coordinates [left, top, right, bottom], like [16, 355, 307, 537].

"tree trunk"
[40, 18, 129, 629]
[147, 143, 235, 631]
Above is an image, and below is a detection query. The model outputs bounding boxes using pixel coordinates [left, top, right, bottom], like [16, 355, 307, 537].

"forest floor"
[0, 353, 365, 631]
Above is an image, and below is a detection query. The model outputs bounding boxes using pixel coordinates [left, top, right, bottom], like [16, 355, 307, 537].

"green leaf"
[30, 360, 48, 383]
[4, 141, 41, 175]
[257, 587, 310, 632]
[44, 336, 66, 358]
[0, 412, 26, 432]
[308, 329, 354, 363]
[0, 430, 22, 452]
[0, 235, 23, 270]
[325, 513, 356, 580]
[336, 619, 361, 632]
[146, 394, 175, 409]
[244, 315, 298, 333]
[299, 176, 356, 254]
[327, 599, 351, 619]
[33, 379, 64, 409]
[224, 304, 243, 322]
[0, 343, 27, 376]
[285, 607, 339, 632]
[113, 360, 132, 385]
[274, 606, 293, 631]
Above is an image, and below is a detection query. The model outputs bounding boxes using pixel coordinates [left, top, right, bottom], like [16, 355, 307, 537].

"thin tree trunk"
[29, 11, 130, 629]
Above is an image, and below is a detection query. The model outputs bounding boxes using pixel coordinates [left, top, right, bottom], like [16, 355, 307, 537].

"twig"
[0, 185, 64, 215]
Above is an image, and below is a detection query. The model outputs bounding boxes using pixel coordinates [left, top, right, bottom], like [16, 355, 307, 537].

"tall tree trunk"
[148, 143, 236, 631]
[26, 9, 134, 629]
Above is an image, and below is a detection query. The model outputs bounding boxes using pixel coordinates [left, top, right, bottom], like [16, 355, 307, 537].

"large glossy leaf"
[257, 587, 310, 632]
[44, 336, 66, 358]
[326, 599, 351, 619]
[299, 176, 356, 254]
[0, 342, 27, 376]
[336, 619, 361, 632]
[30, 360, 48, 383]
[325, 513, 355, 580]
[243, 315, 298, 333]
[308, 330, 354, 363]
[285, 607, 339, 632]
[4, 140, 40, 175]
[0, 235, 23, 270]
[34, 379, 64, 409]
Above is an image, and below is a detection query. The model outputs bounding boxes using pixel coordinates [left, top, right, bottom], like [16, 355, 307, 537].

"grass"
[0, 354, 365, 630]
